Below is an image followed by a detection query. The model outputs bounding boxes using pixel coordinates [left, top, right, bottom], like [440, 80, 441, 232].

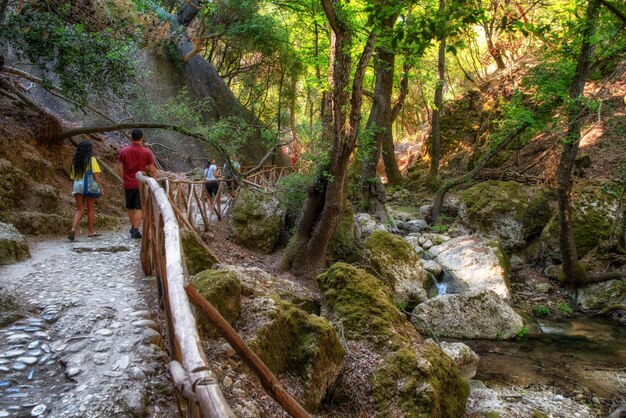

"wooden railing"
[161, 178, 234, 229]
[137, 173, 234, 417]
[244, 165, 295, 191]
[161, 166, 295, 235]
[138, 171, 310, 418]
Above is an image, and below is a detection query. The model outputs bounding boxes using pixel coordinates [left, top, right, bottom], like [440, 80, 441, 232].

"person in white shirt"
[204, 158, 221, 198]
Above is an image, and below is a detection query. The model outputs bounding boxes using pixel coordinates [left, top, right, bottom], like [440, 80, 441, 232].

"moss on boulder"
[318, 262, 470, 416]
[181, 231, 218, 275]
[191, 269, 241, 334]
[539, 180, 621, 261]
[0, 211, 69, 235]
[371, 340, 469, 417]
[0, 222, 30, 264]
[249, 299, 344, 411]
[459, 181, 554, 250]
[316, 262, 413, 346]
[329, 202, 361, 263]
[364, 230, 428, 306]
[577, 279, 626, 311]
[229, 188, 285, 253]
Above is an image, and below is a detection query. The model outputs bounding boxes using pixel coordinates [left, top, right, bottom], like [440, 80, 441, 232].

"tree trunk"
[360, 47, 395, 221]
[430, 7, 445, 178]
[484, 27, 507, 70]
[282, 1, 374, 275]
[382, 128, 403, 185]
[556, 0, 600, 283]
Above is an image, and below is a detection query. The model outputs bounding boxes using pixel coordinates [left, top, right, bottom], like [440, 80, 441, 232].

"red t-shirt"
[118, 143, 155, 189]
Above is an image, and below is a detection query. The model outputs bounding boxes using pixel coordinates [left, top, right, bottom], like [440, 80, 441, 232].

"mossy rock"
[0, 158, 26, 212]
[278, 291, 320, 315]
[229, 188, 285, 253]
[316, 262, 414, 346]
[0, 222, 30, 264]
[459, 181, 555, 250]
[0, 211, 69, 235]
[364, 230, 428, 306]
[577, 279, 626, 311]
[539, 180, 621, 261]
[371, 340, 469, 417]
[191, 269, 241, 334]
[181, 231, 218, 275]
[0, 286, 24, 326]
[329, 202, 361, 263]
[29, 184, 60, 213]
[249, 299, 344, 411]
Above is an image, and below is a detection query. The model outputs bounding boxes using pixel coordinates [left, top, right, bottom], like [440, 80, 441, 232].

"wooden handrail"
[137, 172, 235, 418]
[185, 286, 311, 418]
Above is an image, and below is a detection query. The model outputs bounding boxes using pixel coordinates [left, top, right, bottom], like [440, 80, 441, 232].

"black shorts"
[124, 188, 142, 210]
[205, 181, 219, 197]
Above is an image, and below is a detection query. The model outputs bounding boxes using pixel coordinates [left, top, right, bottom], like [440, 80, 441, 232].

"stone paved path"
[0, 232, 175, 417]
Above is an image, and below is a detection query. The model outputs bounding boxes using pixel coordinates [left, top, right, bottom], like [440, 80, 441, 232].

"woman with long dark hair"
[68, 141, 104, 241]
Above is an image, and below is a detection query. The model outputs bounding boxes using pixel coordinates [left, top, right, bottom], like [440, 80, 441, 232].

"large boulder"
[249, 299, 344, 411]
[411, 290, 525, 340]
[317, 263, 469, 416]
[211, 263, 278, 295]
[0, 222, 30, 264]
[459, 181, 554, 250]
[190, 269, 241, 334]
[371, 340, 469, 417]
[364, 230, 428, 306]
[354, 212, 387, 239]
[577, 279, 626, 311]
[181, 230, 218, 275]
[229, 188, 284, 253]
[540, 180, 621, 261]
[439, 342, 480, 379]
[429, 235, 511, 299]
[316, 262, 412, 345]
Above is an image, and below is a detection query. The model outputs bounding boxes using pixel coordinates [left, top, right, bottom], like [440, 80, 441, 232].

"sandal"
[68, 230, 75, 241]
[88, 233, 101, 237]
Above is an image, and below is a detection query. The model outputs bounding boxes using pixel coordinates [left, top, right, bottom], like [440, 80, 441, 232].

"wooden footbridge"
[136, 166, 307, 418]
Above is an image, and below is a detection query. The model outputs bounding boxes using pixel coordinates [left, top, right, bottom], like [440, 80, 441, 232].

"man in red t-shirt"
[117, 129, 155, 239]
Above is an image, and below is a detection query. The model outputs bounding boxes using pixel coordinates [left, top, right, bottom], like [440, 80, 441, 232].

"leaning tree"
[281, 0, 375, 276]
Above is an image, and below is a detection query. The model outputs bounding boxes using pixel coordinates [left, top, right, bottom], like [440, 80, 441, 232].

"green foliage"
[276, 171, 316, 219]
[515, 326, 529, 340]
[1, 6, 137, 103]
[557, 302, 573, 316]
[431, 224, 449, 233]
[533, 305, 551, 316]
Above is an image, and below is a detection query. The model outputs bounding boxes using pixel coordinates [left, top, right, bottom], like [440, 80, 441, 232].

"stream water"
[463, 317, 626, 397]
[426, 266, 626, 412]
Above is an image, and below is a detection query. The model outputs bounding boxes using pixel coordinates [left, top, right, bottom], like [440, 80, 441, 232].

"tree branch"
[599, 0, 626, 25]
[55, 122, 228, 159]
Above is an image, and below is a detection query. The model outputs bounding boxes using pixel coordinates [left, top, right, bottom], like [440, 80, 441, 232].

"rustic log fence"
[161, 166, 296, 235]
[137, 171, 310, 418]
[137, 172, 234, 417]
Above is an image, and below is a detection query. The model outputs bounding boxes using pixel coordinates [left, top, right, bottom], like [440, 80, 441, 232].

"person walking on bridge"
[117, 129, 155, 239]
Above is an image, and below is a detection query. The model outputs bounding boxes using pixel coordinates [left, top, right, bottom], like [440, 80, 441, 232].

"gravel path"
[0, 232, 176, 418]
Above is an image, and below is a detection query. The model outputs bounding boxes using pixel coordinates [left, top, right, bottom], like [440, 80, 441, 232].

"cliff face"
[0, 95, 124, 235]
